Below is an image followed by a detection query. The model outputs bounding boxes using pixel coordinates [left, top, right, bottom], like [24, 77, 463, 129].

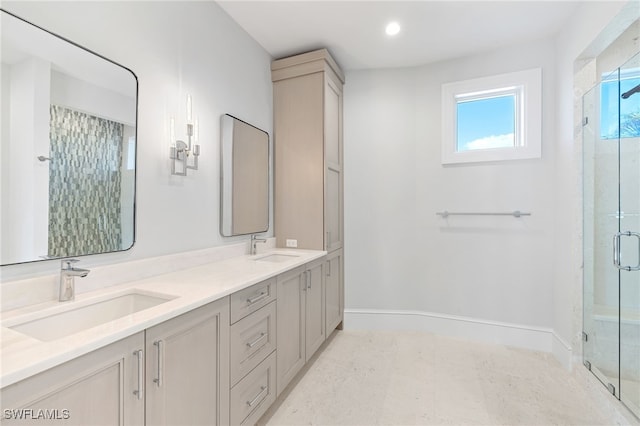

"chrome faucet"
[59, 259, 90, 302]
[251, 235, 267, 255]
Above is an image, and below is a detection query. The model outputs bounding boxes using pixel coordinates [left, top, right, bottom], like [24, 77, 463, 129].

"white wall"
[0, 1, 273, 280]
[1, 57, 51, 265]
[553, 0, 631, 365]
[344, 1, 635, 367]
[50, 70, 136, 126]
[345, 37, 557, 328]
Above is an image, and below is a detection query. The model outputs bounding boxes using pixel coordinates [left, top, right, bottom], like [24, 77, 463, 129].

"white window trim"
[441, 68, 542, 165]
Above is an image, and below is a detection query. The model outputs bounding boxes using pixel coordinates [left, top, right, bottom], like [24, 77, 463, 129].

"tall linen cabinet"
[272, 49, 345, 343]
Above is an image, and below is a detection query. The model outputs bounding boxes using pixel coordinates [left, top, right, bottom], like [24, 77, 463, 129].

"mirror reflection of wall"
[220, 114, 269, 237]
[0, 9, 137, 265]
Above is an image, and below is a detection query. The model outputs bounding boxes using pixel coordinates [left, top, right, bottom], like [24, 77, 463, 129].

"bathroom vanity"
[0, 249, 341, 425]
[1, 11, 346, 424]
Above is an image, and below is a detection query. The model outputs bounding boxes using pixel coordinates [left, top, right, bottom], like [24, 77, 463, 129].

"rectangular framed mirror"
[1, 9, 138, 265]
[220, 114, 269, 237]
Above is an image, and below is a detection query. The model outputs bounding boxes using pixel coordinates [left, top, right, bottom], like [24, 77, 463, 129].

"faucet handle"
[62, 258, 80, 270]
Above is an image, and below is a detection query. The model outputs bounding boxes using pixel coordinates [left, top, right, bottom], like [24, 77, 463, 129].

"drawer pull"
[246, 291, 268, 305]
[153, 340, 163, 387]
[246, 332, 268, 348]
[133, 349, 144, 400]
[246, 385, 267, 407]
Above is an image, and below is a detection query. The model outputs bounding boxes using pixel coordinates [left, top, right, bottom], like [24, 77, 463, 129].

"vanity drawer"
[230, 301, 277, 385]
[230, 277, 276, 324]
[230, 351, 276, 426]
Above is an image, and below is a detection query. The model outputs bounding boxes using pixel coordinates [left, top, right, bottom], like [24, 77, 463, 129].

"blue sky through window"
[600, 76, 640, 139]
[456, 95, 515, 151]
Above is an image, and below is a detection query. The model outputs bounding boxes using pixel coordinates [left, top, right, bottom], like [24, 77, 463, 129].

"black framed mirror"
[220, 114, 269, 237]
[1, 9, 138, 265]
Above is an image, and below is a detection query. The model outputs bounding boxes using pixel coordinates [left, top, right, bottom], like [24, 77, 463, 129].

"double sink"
[3, 252, 300, 342]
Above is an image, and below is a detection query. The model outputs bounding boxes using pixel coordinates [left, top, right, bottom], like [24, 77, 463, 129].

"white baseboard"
[344, 309, 573, 370]
[552, 331, 573, 370]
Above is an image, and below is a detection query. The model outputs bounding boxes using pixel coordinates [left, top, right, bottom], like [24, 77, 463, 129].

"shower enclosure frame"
[582, 51, 640, 420]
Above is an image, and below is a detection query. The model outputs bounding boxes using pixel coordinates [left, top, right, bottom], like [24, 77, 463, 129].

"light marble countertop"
[0, 248, 325, 388]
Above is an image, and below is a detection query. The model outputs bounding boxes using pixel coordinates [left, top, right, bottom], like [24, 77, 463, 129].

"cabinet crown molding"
[271, 48, 345, 84]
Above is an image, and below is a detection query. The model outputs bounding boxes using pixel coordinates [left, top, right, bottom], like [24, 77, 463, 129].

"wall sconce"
[170, 94, 200, 176]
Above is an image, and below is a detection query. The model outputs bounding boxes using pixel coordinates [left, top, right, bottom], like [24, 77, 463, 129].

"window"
[456, 92, 516, 152]
[441, 68, 541, 164]
[600, 70, 640, 139]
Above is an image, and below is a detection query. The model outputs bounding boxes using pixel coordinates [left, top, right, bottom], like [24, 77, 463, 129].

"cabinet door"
[1, 333, 145, 426]
[324, 76, 343, 252]
[276, 266, 306, 396]
[274, 73, 325, 250]
[145, 298, 230, 426]
[325, 249, 343, 333]
[305, 259, 325, 361]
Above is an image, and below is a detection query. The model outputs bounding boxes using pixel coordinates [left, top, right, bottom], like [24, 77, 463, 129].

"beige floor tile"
[264, 330, 638, 426]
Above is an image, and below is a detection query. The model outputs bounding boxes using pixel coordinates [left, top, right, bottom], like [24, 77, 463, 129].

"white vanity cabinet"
[0, 253, 334, 426]
[145, 297, 229, 426]
[0, 332, 146, 425]
[0, 299, 229, 426]
[276, 258, 325, 396]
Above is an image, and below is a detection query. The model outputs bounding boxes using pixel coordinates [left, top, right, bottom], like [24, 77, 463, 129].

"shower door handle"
[613, 231, 640, 271]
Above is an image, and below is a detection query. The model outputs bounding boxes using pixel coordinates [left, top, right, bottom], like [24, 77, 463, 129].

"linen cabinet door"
[305, 259, 325, 361]
[0, 332, 145, 426]
[276, 266, 306, 396]
[273, 73, 325, 251]
[145, 298, 230, 426]
[324, 76, 343, 252]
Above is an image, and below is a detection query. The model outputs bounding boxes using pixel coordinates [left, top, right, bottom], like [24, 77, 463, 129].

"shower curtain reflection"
[48, 105, 124, 257]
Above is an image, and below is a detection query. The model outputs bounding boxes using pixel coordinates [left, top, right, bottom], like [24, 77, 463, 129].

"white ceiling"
[217, 0, 583, 70]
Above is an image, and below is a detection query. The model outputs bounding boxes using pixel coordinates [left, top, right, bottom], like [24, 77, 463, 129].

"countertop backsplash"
[1, 238, 276, 312]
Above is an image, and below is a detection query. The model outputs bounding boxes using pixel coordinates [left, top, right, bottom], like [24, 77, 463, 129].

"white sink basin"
[254, 253, 300, 263]
[7, 290, 177, 342]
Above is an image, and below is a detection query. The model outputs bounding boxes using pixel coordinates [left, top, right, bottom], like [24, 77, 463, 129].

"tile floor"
[263, 330, 640, 426]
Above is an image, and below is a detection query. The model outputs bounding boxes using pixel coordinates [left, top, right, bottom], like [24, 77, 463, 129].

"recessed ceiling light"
[385, 21, 401, 36]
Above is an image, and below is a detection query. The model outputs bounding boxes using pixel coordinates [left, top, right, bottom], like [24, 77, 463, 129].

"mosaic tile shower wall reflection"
[48, 105, 123, 257]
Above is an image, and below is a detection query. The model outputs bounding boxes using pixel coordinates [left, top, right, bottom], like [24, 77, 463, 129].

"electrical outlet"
[286, 239, 298, 248]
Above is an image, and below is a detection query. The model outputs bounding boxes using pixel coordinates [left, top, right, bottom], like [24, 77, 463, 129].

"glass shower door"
[583, 73, 620, 401]
[617, 52, 640, 417]
[583, 51, 640, 419]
